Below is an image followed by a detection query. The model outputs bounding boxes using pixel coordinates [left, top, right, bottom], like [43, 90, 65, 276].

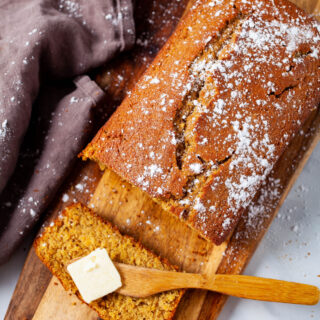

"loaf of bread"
[34, 203, 183, 320]
[82, 0, 320, 245]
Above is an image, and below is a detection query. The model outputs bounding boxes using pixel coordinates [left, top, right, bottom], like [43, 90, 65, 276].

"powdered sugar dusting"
[0, 120, 8, 138]
[183, 0, 320, 235]
[94, 0, 320, 242]
[225, 118, 275, 214]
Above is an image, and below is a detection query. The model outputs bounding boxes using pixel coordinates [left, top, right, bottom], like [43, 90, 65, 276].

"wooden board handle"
[207, 275, 320, 305]
[32, 277, 98, 320]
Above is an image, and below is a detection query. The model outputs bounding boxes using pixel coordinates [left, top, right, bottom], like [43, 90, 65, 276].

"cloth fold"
[0, 0, 135, 263]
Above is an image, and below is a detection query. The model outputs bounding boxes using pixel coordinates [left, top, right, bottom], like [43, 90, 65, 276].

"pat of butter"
[67, 248, 122, 303]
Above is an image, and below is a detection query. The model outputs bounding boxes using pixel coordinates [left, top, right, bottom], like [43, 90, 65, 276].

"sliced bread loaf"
[34, 203, 183, 320]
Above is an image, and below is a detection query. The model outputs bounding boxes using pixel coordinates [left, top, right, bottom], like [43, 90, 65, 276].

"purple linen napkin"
[0, 0, 135, 263]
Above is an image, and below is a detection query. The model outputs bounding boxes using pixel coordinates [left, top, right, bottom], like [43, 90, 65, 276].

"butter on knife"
[67, 248, 122, 303]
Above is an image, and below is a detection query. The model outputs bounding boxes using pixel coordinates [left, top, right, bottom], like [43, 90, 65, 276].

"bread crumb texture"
[82, 0, 320, 245]
[34, 203, 183, 320]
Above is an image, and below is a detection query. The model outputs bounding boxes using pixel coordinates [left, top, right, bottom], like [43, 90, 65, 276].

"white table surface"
[1, 143, 319, 319]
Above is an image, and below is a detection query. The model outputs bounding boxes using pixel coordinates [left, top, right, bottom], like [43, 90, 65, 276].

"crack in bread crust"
[174, 16, 244, 171]
[170, 17, 244, 211]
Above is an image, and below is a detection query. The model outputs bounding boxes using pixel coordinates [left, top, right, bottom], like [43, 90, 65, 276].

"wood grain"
[33, 278, 97, 320]
[5, 0, 320, 319]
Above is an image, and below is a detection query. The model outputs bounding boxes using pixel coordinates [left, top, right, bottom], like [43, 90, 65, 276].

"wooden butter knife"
[115, 263, 320, 305]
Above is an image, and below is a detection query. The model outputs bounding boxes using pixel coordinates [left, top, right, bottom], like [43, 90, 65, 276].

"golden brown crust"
[34, 203, 184, 320]
[82, 0, 320, 244]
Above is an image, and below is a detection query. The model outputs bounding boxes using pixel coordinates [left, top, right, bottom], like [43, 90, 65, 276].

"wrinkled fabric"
[0, 0, 135, 263]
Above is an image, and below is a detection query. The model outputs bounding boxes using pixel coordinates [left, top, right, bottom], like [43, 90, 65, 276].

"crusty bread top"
[82, 0, 320, 244]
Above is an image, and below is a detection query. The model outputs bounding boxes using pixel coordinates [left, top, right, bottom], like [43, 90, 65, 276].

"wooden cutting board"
[5, 0, 320, 319]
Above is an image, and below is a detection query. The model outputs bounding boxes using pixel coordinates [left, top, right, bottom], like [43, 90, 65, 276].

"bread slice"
[81, 0, 320, 245]
[34, 203, 183, 320]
